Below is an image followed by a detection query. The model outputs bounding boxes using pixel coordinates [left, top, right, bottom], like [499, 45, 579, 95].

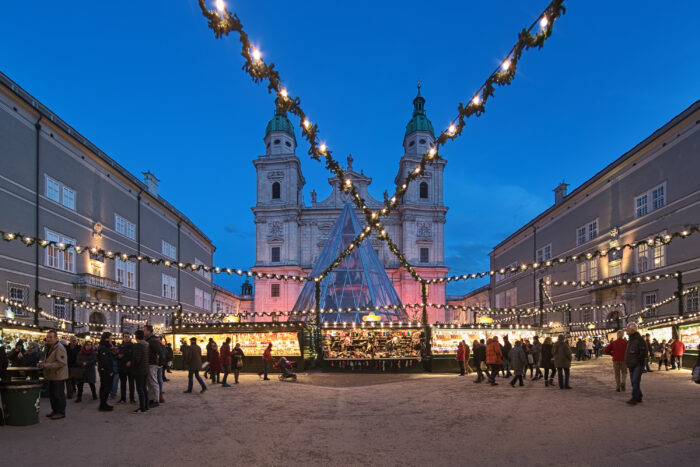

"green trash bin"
[1, 381, 44, 426]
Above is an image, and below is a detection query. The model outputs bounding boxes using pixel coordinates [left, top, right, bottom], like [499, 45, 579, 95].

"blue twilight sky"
[1, 1, 699, 296]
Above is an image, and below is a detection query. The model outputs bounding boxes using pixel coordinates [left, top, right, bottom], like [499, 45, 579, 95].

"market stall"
[168, 322, 312, 372]
[321, 321, 423, 372]
[430, 324, 544, 372]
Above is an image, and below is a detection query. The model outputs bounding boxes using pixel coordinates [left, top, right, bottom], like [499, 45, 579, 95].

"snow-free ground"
[3, 357, 699, 466]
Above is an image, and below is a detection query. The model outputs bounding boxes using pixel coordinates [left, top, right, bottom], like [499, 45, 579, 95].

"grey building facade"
[489, 100, 700, 330]
[0, 71, 215, 334]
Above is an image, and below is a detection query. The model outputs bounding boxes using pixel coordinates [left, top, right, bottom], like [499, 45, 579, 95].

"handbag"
[480, 361, 487, 371]
[236, 358, 243, 369]
[527, 354, 534, 365]
[692, 365, 700, 384]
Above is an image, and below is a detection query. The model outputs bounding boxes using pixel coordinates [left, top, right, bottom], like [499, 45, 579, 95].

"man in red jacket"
[456, 342, 466, 376]
[670, 338, 685, 370]
[604, 330, 628, 392]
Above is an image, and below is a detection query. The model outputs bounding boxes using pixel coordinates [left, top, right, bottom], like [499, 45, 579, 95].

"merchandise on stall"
[171, 331, 301, 356]
[322, 327, 421, 360]
[431, 328, 540, 355]
[679, 324, 700, 350]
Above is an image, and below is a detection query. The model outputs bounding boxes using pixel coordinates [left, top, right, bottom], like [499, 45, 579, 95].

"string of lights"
[427, 226, 700, 284]
[38, 292, 182, 313]
[0, 231, 308, 283]
[545, 272, 680, 288]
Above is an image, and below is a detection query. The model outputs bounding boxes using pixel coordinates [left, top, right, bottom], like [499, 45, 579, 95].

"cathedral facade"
[251, 88, 449, 323]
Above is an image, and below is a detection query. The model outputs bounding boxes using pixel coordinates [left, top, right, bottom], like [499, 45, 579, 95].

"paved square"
[3, 358, 699, 466]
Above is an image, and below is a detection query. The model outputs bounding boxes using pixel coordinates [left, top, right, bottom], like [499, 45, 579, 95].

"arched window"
[419, 182, 428, 199]
[272, 182, 281, 199]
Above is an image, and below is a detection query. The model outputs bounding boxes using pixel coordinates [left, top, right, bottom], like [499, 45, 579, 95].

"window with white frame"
[498, 287, 517, 307]
[115, 258, 136, 289]
[608, 257, 621, 277]
[7, 283, 28, 316]
[52, 293, 69, 320]
[45, 229, 76, 273]
[195, 287, 204, 308]
[637, 240, 665, 273]
[582, 308, 592, 323]
[687, 289, 699, 313]
[195, 258, 211, 281]
[203, 291, 211, 311]
[576, 219, 598, 246]
[45, 175, 76, 210]
[536, 244, 552, 263]
[577, 259, 598, 283]
[496, 262, 518, 282]
[635, 183, 666, 218]
[162, 274, 177, 299]
[115, 214, 136, 240]
[162, 240, 177, 260]
[643, 291, 658, 316]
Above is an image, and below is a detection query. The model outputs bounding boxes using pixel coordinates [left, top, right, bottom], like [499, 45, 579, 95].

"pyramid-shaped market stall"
[293, 204, 407, 323]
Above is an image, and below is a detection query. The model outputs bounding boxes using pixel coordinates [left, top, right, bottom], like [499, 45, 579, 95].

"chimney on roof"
[554, 181, 569, 206]
[143, 171, 159, 196]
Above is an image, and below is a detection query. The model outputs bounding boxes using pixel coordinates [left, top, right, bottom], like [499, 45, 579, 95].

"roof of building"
[0, 71, 214, 248]
[405, 85, 434, 137]
[447, 284, 491, 302]
[492, 99, 700, 252]
[265, 107, 295, 138]
[212, 283, 253, 301]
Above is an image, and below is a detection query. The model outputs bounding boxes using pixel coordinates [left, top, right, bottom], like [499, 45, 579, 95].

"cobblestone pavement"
[2, 357, 699, 466]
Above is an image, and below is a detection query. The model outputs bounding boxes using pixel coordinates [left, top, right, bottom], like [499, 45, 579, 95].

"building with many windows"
[251, 86, 449, 322]
[0, 71, 217, 333]
[489, 100, 700, 330]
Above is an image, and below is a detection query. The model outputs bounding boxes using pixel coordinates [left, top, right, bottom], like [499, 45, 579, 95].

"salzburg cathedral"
[250, 87, 449, 322]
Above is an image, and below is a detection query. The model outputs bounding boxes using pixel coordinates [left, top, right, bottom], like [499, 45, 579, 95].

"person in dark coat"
[508, 340, 528, 387]
[0, 345, 8, 380]
[531, 336, 543, 380]
[540, 337, 555, 387]
[231, 343, 245, 384]
[576, 339, 585, 361]
[625, 323, 647, 405]
[8, 341, 25, 366]
[65, 336, 81, 398]
[130, 330, 149, 413]
[472, 340, 486, 383]
[220, 338, 232, 387]
[501, 336, 513, 378]
[553, 335, 572, 389]
[165, 343, 174, 375]
[208, 342, 222, 384]
[23, 341, 43, 367]
[75, 340, 98, 402]
[144, 325, 165, 408]
[117, 332, 135, 404]
[96, 332, 115, 412]
[179, 339, 189, 371]
[456, 341, 466, 376]
[184, 337, 206, 393]
[643, 334, 653, 373]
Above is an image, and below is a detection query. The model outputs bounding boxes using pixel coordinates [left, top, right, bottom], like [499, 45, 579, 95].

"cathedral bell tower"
[251, 105, 305, 319]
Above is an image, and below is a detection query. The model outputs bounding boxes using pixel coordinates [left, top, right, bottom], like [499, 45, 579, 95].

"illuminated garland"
[431, 322, 536, 330]
[0, 317, 40, 329]
[427, 227, 700, 284]
[174, 322, 305, 330]
[38, 292, 181, 313]
[0, 231, 307, 283]
[546, 272, 679, 288]
[492, 303, 623, 323]
[1, 295, 37, 314]
[625, 285, 699, 320]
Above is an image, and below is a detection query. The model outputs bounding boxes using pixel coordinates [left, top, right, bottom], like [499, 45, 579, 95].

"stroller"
[274, 357, 297, 382]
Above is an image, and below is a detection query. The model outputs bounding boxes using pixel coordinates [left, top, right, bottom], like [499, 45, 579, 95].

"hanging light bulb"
[279, 88, 288, 99]
[215, 0, 225, 13]
[303, 119, 311, 129]
[447, 124, 456, 135]
[251, 48, 262, 63]
[501, 59, 511, 71]
[472, 94, 481, 105]
[540, 15, 549, 29]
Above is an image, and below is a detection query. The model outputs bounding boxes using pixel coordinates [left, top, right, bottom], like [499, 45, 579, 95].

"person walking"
[144, 325, 165, 408]
[575, 338, 585, 361]
[658, 339, 670, 370]
[65, 336, 81, 399]
[164, 343, 174, 377]
[220, 337, 232, 387]
[643, 334, 653, 372]
[541, 337, 555, 387]
[553, 334, 573, 389]
[184, 337, 207, 394]
[232, 342, 245, 384]
[604, 330, 628, 392]
[38, 330, 68, 420]
[501, 336, 512, 378]
[625, 322, 646, 405]
[75, 340, 98, 402]
[117, 332, 135, 404]
[204, 338, 215, 380]
[585, 339, 594, 360]
[485, 337, 502, 386]
[96, 332, 115, 412]
[508, 340, 528, 387]
[259, 343, 273, 381]
[593, 337, 602, 359]
[208, 342, 222, 384]
[463, 340, 472, 375]
[671, 337, 685, 370]
[130, 330, 149, 413]
[179, 339, 189, 371]
[456, 341, 466, 376]
[531, 336, 543, 380]
[472, 340, 485, 383]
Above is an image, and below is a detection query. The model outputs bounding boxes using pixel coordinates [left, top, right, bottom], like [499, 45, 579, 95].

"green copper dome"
[265, 108, 295, 138]
[404, 86, 434, 137]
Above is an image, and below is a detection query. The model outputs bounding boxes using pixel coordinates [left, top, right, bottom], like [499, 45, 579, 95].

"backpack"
[692, 365, 700, 384]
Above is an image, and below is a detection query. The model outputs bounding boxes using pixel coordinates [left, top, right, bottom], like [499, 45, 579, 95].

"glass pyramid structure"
[293, 204, 407, 323]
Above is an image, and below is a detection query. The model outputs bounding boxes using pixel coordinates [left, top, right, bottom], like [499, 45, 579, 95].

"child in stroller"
[274, 357, 297, 381]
